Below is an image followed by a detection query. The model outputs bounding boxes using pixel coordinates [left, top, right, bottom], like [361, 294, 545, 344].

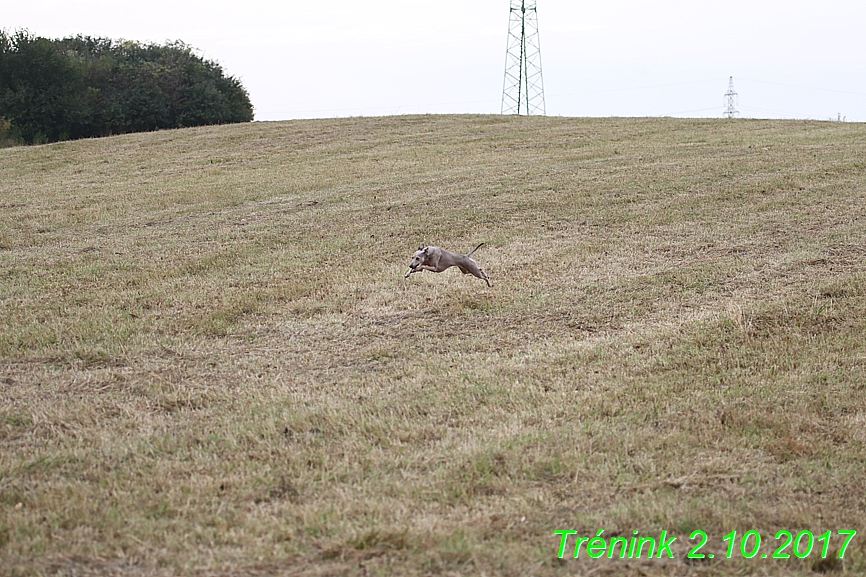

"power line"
[546, 78, 719, 99]
[738, 77, 866, 98]
[661, 106, 721, 117]
[739, 105, 823, 119]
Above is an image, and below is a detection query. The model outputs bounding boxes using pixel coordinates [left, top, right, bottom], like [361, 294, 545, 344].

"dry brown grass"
[1, 115, 865, 576]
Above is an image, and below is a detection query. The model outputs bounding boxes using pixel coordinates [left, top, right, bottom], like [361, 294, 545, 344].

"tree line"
[0, 30, 253, 145]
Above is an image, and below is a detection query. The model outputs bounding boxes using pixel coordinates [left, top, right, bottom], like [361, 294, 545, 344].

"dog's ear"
[418, 243, 425, 250]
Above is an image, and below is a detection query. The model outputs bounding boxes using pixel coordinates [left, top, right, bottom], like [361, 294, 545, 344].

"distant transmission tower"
[723, 76, 739, 118]
[501, 0, 546, 115]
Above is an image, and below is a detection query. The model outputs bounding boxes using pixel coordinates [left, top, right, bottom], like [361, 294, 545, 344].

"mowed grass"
[1, 114, 865, 576]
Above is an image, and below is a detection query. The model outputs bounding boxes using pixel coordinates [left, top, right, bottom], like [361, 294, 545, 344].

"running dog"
[404, 243, 492, 287]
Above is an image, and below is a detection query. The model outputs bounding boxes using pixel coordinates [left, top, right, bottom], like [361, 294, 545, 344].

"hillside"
[1, 115, 865, 576]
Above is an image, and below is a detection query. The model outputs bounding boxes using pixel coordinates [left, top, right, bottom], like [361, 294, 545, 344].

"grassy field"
[1, 114, 865, 576]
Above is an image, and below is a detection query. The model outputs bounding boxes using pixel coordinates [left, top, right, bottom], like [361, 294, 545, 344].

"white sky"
[5, 0, 866, 121]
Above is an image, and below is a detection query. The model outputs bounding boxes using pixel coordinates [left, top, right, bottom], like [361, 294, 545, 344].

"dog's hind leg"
[461, 262, 492, 287]
[478, 268, 492, 287]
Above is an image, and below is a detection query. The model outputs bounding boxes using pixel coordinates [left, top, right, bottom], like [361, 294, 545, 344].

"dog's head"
[408, 243, 429, 269]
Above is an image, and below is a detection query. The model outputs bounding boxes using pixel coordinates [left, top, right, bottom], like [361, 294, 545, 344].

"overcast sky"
[5, 0, 866, 121]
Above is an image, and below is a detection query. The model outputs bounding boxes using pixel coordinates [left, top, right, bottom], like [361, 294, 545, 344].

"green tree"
[0, 30, 88, 143]
[0, 31, 253, 144]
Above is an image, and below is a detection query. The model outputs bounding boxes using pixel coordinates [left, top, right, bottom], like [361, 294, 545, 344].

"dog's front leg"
[405, 265, 441, 277]
[405, 265, 434, 278]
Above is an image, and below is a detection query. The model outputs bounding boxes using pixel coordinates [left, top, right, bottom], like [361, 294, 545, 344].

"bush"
[0, 30, 253, 144]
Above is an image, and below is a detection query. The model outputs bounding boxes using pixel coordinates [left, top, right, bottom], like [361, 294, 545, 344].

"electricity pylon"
[501, 0, 546, 115]
[724, 76, 739, 118]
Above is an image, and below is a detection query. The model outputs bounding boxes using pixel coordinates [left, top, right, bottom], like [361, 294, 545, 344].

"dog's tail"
[465, 243, 485, 257]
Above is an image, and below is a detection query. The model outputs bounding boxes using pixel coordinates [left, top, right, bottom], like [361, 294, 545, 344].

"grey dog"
[404, 243, 492, 287]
